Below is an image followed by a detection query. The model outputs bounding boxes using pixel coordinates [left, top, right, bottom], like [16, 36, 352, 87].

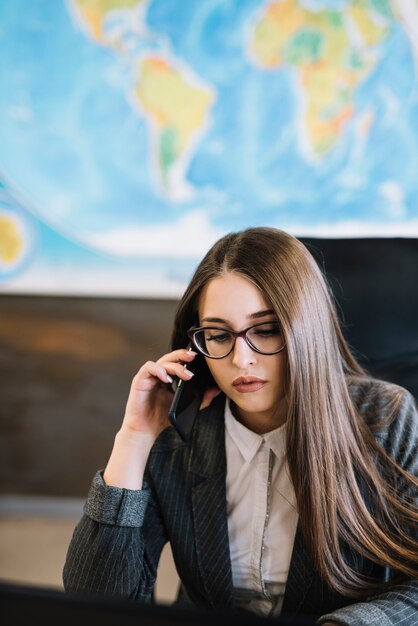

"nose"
[231, 336, 257, 369]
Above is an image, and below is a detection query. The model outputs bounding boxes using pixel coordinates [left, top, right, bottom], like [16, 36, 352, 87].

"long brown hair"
[171, 227, 418, 597]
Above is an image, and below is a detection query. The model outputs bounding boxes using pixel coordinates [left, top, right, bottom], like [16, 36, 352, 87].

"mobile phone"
[168, 346, 203, 441]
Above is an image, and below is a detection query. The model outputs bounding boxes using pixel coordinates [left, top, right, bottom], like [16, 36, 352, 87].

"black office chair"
[300, 237, 418, 402]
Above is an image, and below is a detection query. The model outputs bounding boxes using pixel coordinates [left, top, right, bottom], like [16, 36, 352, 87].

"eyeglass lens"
[193, 322, 284, 358]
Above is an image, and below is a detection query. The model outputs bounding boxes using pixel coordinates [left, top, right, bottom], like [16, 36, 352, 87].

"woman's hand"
[104, 348, 220, 489]
[121, 348, 198, 438]
[104, 348, 205, 489]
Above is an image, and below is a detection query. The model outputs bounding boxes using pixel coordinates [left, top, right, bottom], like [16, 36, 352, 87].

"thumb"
[200, 387, 221, 410]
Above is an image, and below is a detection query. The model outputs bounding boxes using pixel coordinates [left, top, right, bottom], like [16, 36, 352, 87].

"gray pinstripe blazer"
[63, 378, 418, 625]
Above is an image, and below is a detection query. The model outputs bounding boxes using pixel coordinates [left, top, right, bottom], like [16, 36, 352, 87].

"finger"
[156, 348, 197, 366]
[162, 361, 196, 381]
[136, 359, 195, 389]
[134, 361, 174, 388]
[132, 350, 198, 391]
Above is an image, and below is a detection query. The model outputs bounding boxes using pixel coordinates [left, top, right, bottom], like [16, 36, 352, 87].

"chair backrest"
[300, 237, 418, 402]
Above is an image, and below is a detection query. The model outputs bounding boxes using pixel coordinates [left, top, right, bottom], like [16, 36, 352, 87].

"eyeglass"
[187, 321, 286, 359]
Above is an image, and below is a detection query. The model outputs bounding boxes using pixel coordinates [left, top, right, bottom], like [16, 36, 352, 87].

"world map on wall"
[1, 0, 418, 296]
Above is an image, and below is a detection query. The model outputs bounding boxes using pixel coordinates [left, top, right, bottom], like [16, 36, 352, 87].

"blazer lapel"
[190, 394, 234, 609]
[188, 394, 317, 613]
[282, 523, 316, 614]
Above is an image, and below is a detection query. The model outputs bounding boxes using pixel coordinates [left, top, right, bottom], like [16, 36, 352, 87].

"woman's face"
[197, 272, 288, 433]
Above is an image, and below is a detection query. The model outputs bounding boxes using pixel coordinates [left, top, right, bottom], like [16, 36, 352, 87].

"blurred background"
[1, 0, 417, 603]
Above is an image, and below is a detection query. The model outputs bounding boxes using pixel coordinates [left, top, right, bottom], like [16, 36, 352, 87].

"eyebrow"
[201, 309, 275, 324]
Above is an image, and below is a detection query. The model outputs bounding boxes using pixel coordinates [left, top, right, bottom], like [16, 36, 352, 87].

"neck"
[230, 400, 287, 434]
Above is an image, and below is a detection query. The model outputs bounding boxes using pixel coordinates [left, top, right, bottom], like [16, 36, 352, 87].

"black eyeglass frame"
[187, 321, 286, 359]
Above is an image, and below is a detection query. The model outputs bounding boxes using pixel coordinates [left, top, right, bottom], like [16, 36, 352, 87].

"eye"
[253, 323, 281, 337]
[206, 330, 231, 343]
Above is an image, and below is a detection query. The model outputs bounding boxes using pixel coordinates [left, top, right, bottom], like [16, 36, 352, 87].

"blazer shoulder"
[348, 376, 418, 466]
[348, 375, 416, 424]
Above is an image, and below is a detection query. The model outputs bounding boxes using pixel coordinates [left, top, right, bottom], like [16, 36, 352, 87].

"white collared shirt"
[224, 400, 299, 615]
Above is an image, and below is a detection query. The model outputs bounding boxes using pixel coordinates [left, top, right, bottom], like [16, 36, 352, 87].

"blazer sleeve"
[63, 470, 168, 601]
[317, 386, 418, 626]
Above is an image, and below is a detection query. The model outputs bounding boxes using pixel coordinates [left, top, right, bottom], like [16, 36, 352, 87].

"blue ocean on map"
[1, 0, 417, 295]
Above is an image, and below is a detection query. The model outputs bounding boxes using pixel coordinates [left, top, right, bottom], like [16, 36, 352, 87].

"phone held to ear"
[168, 345, 203, 441]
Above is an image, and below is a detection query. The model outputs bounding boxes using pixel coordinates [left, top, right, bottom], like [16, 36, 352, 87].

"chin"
[231, 394, 274, 416]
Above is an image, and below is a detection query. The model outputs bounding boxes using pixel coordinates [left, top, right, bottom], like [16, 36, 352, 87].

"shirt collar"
[224, 399, 286, 463]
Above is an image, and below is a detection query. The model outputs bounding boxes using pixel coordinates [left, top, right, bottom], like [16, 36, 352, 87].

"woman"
[63, 227, 418, 624]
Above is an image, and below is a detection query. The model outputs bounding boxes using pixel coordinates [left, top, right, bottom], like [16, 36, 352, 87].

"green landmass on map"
[251, 0, 392, 155]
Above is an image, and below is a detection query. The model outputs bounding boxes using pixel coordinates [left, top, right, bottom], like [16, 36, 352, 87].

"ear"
[199, 386, 221, 410]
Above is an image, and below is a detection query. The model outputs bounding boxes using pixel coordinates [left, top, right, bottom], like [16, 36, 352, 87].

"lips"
[232, 376, 266, 393]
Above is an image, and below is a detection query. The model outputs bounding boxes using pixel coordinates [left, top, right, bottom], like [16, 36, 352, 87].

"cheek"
[205, 358, 228, 390]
